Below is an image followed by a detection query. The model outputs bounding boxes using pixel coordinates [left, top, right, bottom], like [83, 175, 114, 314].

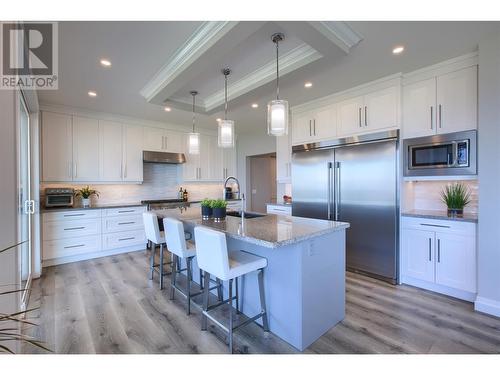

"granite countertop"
[153, 206, 349, 248]
[402, 209, 478, 223]
[267, 202, 292, 207]
[41, 202, 145, 212]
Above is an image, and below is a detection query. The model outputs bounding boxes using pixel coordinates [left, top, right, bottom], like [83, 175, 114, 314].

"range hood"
[142, 150, 186, 164]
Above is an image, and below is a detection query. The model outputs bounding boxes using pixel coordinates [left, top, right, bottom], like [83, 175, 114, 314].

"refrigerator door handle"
[327, 162, 333, 220]
[335, 161, 341, 221]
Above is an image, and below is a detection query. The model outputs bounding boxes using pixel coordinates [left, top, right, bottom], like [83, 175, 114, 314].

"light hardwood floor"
[23, 250, 500, 354]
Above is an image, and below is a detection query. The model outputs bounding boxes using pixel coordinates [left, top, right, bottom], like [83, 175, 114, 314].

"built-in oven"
[45, 188, 74, 208]
[404, 130, 477, 177]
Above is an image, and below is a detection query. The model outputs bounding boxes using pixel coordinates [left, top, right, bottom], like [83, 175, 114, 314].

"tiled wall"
[403, 179, 478, 214]
[41, 163, 224, 206]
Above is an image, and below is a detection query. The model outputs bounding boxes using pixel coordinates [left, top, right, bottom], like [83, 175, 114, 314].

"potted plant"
[211, 199, 227, 222]
[200, 198, 213, 219]
[74, 185, 99, 208]
[441, 182, 471, 217]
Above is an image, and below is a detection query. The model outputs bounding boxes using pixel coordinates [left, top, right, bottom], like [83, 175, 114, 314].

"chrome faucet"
[223, 176, 245, 218]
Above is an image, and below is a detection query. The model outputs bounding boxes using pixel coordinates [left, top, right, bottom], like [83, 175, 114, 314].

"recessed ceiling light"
[392, 46, 405, 55]
[100, 59, 112, 67]
[251, 103, 259, 108]
[88, 91, 97, 97]
[304, 82, 313, 88]
[164, 106, 172, 112]
[216, 118, 221, 122]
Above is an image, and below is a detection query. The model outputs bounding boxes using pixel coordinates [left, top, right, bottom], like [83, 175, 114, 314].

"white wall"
[236, 132, 276, 207]
[475, 31, 500, 317]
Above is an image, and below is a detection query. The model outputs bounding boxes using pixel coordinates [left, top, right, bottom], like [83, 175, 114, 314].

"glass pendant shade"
[188, 132, 200, 155]
[218, 119, 235, 148]
[267, 99, 289, 136]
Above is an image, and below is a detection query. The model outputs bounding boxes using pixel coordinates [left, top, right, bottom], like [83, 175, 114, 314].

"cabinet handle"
[359, 108, 362, 127]
[364, 106, 367, 127]
[63, 213, 85, 217]
[119, 237, 135, 241]
[64, 226, 85, 231]
[118, 221, 136, 225]
[124, 164, 127, 179]
[74, 162, 77, 178]
[118, 210, 135, 213]
[68, 162, 72, 178]
[437, 239, 441, 263]
[420, 223, 450, 229]
[313, 119, 316, 136]
[438, 104, 442, 128]
[430, 106, 434, 129]
[164, 136, 167, 150]
[309, 120, 312, 136]
[64, 244, 85, 249]
[428, 238, 432, 261]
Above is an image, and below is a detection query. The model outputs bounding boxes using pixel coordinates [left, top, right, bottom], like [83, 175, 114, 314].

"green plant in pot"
[200, 198, 213, 219]
[74, 185, 99, 208]
[211, 199, 227, 222]
[441, 182, 471, 217]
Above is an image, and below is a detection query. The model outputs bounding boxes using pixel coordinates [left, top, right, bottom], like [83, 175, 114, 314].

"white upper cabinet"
[337, 95, 365, 137]
[436, 66, 477, 134]
[363, 86, 400, 131]
[72, 116, 100, 182]
[402, 78, 436, 138]
[182, 134, 228, 182]
[163, 130, 183, 153]
[402, 65, 477, 139]
[99, 120, 123, 182]
[41, 112, 73, 182]
[292, 105, 336, 145]
[222, 146, 236, 180]
[122, 125, 144, 182]
[276, 131, 292, 183]
[144, 126, 184, 153]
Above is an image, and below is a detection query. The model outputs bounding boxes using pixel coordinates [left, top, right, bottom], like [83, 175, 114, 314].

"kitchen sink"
[226, 211, 266, 219]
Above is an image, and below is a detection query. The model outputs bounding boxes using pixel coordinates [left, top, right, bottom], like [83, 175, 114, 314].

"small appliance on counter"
[225, 187, 234, 200]
[44, 188, 74, 208]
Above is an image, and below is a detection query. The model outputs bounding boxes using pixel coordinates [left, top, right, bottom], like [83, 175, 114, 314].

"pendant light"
[188, 91, 200, 154]
[267, 33, 289, 136]
[218, 68, 235, 148]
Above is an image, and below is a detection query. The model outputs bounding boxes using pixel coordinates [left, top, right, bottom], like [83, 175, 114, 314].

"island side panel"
[300, 229, 346, 350]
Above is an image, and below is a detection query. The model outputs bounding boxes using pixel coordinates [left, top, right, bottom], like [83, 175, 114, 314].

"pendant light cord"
[224, 73, 228, 121]
[275, 38, 280, 100]
[191, 92, 196, 133]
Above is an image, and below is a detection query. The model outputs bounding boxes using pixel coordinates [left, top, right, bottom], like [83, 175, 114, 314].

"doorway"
[247, 153, 277, 213]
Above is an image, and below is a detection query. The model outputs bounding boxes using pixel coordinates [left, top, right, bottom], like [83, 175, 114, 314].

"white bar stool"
[142, 212, 171, 289]
[194, 226, 269, 353]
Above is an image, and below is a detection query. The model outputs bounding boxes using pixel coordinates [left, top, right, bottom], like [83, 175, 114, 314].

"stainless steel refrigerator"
[292, 130, 399, 284]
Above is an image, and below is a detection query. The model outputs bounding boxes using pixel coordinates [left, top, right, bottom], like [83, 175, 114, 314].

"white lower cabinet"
[42, 206, 147, 265]
[401, 216, 477, 301]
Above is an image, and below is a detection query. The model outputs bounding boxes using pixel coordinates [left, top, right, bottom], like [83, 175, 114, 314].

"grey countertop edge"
[266, 202, 292, 207]
[41, 202, 146, 212]
[401, 211, 478, 223]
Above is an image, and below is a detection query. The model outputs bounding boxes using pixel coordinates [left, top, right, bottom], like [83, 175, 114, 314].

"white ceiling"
[38, 21, 500, 135]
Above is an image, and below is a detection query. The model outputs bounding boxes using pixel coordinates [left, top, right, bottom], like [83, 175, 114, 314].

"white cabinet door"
[313, 106, 336, 140]
[41, 111, 73, 182]
[198, 135, 211, 181]
[182, 134, 200, 181]
[292, 112, 313, 144]
[364, 86, 399, 131]
[436, 66, 477, 134]
[276, 132, 291, 182]
[435, 232, 476, 292]
[208, 135, 224, 181]
[223, 147, 237, 180]
[143, 126, 164, 152]
[122, 125, 143, 182]
[163, 130, 183, 153]
[72, 116, 100, 181]
[402, 228, 435, 283]
[99, 120, 123, 182]
[402, 78, 437, 139]
[337, 96, 364, 137]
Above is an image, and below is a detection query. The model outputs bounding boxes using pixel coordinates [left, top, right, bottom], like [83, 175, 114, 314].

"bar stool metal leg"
[228, 278, 234, 353]
[149, 244, 156, 280]
[199, 269, 203, 289]
[187, 257, 192, 315]
[216, 278, 223, 301]
[235, 277, 240, 314]
[258, 269, 269, 332]
[159, 244, 164, 290]
[201, 271, 211, 331]
[170, 254, 177, 300]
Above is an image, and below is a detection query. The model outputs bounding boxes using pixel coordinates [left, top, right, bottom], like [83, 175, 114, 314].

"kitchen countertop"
[402, 209, 478, 223]
[41, 202, 146, 212]
[152, 205, 349, 248]
[267, 202, 292, 207]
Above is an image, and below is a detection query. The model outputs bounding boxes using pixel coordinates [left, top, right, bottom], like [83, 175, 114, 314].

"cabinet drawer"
[43, 218, 101, 240]
[103, 230, 146, 250]
[267, 205, 292, 216]
[43, 235, 101, 260]
[401, 216, 476, 235]
[103, 206, 146, 217]
[43, 209, 101, 222]
[102, 214, 144, 233]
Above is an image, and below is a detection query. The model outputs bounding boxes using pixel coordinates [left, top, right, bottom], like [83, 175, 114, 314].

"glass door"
[17, 92, 33, 309]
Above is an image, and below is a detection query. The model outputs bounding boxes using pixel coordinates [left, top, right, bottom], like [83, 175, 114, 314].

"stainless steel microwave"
[404, 130, 477, 177]
[45, 188, 74, 208]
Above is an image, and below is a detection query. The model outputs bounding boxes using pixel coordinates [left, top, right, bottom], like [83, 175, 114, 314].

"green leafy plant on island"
[74, 185, 100, 199]
[441, 182, 471, 210]
[0, 242, 51, 353]
[210, 199, 228, 209]
[201, 198, 214, 207]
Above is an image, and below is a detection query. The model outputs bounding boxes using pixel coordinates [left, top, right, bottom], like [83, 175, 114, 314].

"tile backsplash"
[41, 163, 223, 206]
[403, 180, 478, 214]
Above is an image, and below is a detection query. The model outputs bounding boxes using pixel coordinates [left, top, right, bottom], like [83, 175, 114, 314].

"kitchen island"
[153, 206, 349, 351]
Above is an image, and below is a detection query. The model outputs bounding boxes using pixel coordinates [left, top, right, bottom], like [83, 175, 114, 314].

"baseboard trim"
[474, 296, 500, 318]
[401, 276, 476, 302]
[42, 245, 146, 267]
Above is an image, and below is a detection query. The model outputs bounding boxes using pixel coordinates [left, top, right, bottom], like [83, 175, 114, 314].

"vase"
[82, 198, 91, 208]
[447, 208, 463, 217]
[201, 205, 213, 219]
[213, 207, 226, 222]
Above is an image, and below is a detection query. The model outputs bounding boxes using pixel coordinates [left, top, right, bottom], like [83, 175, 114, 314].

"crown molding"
[308, 21, 363, 53]
[203, 44, 323, 112]
[140, 21, 239, 102]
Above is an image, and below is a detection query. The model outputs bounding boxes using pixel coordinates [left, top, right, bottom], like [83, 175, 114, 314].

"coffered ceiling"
[37, 21, 500, 135]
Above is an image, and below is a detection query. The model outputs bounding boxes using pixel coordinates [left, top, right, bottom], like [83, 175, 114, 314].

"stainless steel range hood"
[142, 151, 186, 164]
